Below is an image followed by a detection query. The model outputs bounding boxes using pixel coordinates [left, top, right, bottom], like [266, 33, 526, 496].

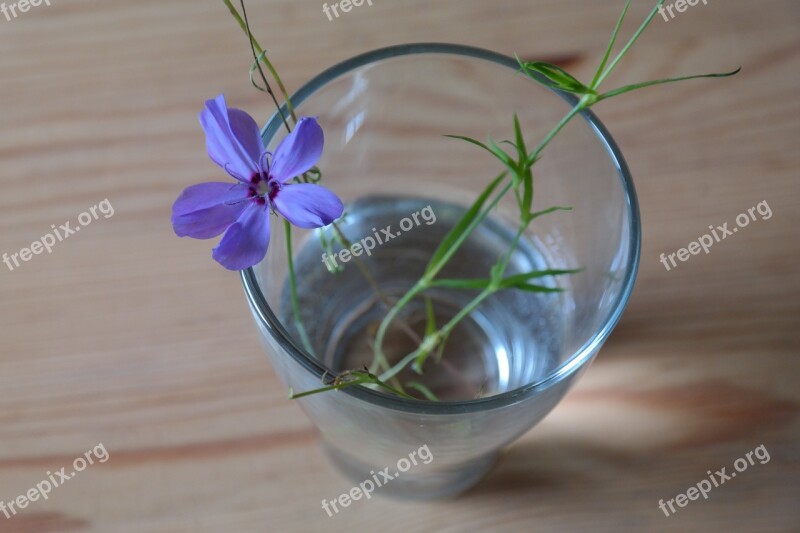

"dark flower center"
[248, 173, 271, 206]
[268, 181, 281, 202]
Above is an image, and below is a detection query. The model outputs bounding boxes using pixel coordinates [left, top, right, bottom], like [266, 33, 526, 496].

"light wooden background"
[1, 0, 798, 531]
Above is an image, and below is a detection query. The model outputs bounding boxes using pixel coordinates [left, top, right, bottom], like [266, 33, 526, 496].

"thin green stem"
[428, 178, 514, 281]
[594, 0, 664, 88]
[284, 220, 313, 352]
[371, 102, 591, 386]
[290, 373, 415, 400]
[224, 0, 297, 126]
[529, 100, 587, 164]
[590, 0, 632, 89]
[380, 221, 528, 382]
[378, 347, 423, 382]
[368, 280, 427, 374]
[496, 225, 527, 278]
[370, 176, 514, 372]
[378, 289, 494, 383]
[440, 290, 494, 339]
[233, 0, 291, 132]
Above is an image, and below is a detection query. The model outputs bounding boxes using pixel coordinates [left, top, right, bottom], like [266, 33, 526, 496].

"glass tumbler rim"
[240, 42, 641, 414]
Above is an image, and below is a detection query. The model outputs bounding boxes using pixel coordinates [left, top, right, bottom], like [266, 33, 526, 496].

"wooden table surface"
[1, 0, 798, 531]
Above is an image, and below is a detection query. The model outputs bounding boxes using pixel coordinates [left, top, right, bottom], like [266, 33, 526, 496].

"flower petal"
[272, 183, 343, 229]
[200, 94, 263, 182]
[212, 203, 271, 270]
[172, 182, 249, 239]
[270, 117, 324, 183]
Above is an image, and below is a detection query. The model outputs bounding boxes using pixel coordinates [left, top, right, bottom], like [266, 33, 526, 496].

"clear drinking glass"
[241, 44, 640, 499]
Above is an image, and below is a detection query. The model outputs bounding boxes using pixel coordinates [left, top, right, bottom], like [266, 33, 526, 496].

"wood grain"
[0, 0, 798, 531]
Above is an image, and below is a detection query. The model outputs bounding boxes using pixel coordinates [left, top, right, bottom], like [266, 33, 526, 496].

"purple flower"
[172, 94, 343, 270]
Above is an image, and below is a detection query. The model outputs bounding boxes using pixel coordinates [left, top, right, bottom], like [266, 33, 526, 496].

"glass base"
[321, 437, 498, 500]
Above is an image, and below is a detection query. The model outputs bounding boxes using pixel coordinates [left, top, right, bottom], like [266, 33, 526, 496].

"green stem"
[224, 0, 297, 127]
[590, 0, 632, 89]
[528, 101, 587, 165]
[370, 175, 515, 373]
[285, 220, 313, 352]
[378, 289, 494, 383]
[368, 280, 427, 374]
[290, 374, 415, 400]
[497, 223, 527, 275]
[594, 0, 664, 88]
[376, 102, 586, 386]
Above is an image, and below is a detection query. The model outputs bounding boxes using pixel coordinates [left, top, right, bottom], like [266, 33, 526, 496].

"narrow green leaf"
[428, 278, 492, 290]
[444, 134, 515, 168]
[443, 134, 492, 153]
[424, 297, 436, 338]
[501, 268, 582, 289]
[430, 270, 580, 294]
[594, 0, 667, 87]
[512, 114, 534, 216]
[598, 68, 742, 100]
[499, 139, 517, 150]
[486, 136, 515, 167]
[513, 284, 565, 294]
[590, 0, 633, 89]
[512, 114, 528, 157]
[289, 370, 415, 400]
[424, 172, 508, 278]
[519, 60, 596, 96]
